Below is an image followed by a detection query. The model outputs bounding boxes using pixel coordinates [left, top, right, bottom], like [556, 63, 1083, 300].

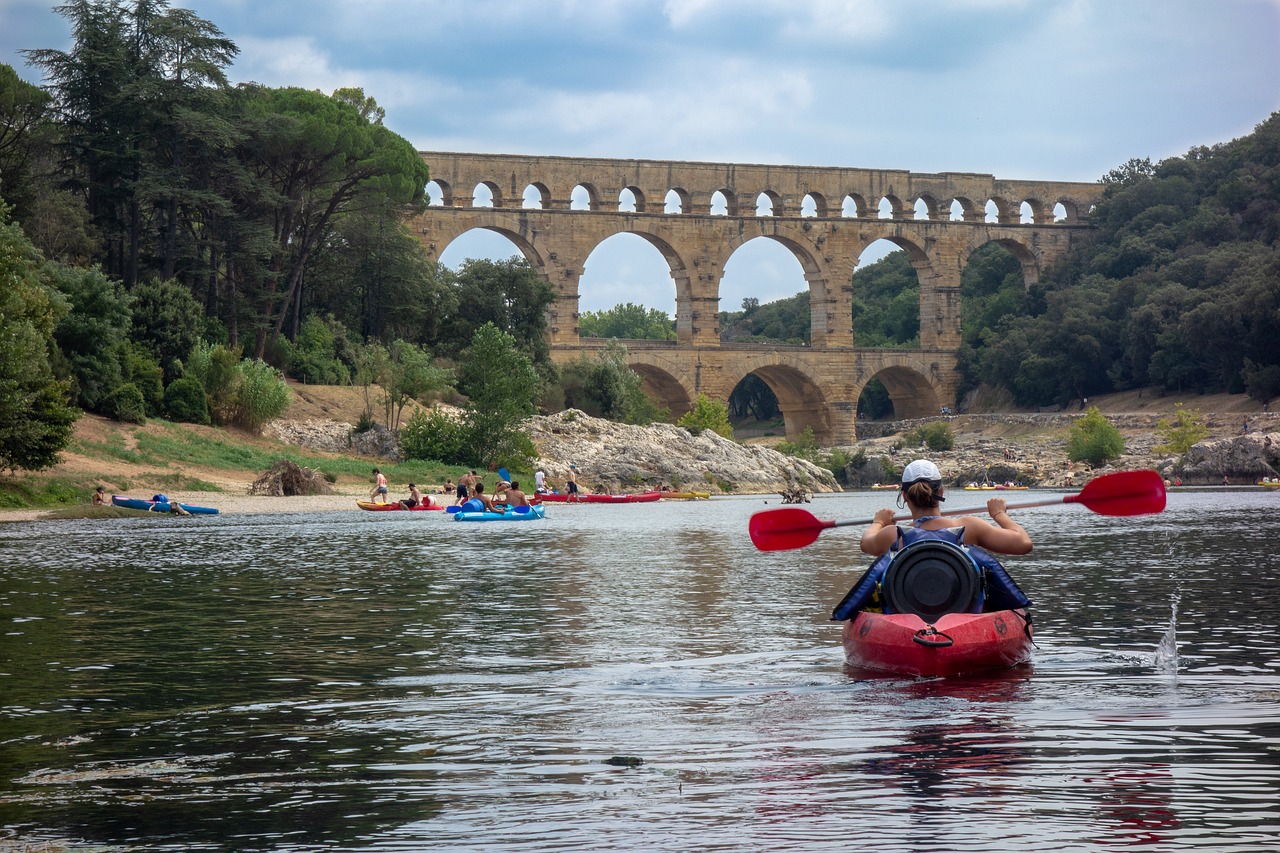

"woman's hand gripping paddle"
[748, 469, 1167, 552]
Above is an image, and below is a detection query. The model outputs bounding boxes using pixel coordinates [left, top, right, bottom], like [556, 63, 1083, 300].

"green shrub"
[164, 376, 210, 424]
[1154, 403, 1208, 456]
[1066, 407, 1125, 465]
[400, 407, 466, 462]
[186, 341, 241, 425]
[233, 359, 291, 432]
[905, 421, 954, 451]
[104, 382, 146, 424]
[777, 426, 820, 460]
[677, 394, 734, 439]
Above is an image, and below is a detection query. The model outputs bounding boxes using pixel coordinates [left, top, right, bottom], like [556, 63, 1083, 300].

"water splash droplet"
[1154, 591, 1180, 677]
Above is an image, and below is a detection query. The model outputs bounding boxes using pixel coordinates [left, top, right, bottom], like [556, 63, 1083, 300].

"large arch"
[861, 364, 942, 420]
[721, 357, 836, 443]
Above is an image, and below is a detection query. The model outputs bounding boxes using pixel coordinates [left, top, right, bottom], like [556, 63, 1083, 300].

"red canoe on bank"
[355, 500, 444, 511]
[536, 491, 662, 504]
[842, 609, 1033, 678]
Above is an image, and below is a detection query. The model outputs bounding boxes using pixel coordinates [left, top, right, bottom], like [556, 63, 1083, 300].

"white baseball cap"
[901, 459, 943, 484]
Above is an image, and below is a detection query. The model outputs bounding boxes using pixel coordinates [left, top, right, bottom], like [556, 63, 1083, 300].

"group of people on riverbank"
[368, 466, 579, 514]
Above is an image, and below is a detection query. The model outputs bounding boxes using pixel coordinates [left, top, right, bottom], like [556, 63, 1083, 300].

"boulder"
[525, 410, 839, 495]
[1176, 433, 1280, 483]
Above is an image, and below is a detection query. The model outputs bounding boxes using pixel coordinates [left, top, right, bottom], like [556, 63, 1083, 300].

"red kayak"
[842, 609, 1033, 678]
[356, 500, 443, 511]
[536, 491, 662, 504]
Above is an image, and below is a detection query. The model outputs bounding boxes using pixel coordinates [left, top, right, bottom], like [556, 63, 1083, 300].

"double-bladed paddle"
[748, 469, 1167, 552]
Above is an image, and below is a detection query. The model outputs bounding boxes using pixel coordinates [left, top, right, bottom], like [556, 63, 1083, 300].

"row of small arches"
[426, 180, 1087, 225]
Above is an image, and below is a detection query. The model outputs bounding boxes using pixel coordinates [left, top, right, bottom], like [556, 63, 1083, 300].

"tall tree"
[439, 257, 556, 363]
[0, 63, 55, 222]
[228, 85, 430, 358]
[25, 0, 237, 285]
[0, 208, 78, 471]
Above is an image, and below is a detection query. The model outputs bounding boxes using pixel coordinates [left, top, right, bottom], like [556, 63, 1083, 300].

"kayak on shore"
[112, 495, 219, 515]
[355, 500, 444, 511]
[660, 491, 711, 500]
[537, 491, 662, 504]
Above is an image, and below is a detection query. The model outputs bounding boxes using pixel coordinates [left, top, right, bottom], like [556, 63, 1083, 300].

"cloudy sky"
[3, 0, 1279, 313]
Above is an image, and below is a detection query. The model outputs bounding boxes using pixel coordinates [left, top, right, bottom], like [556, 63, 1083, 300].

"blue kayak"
[112, 495, 220, 515]
[452, 504, 545, 522]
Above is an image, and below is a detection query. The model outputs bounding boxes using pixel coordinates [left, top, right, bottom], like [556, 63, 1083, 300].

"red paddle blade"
[749, 507, 835, 551]
[1066, 469, 1166, 516]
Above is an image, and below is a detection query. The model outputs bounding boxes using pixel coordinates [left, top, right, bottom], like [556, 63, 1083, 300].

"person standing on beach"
[370, 468, 389, 504]
[566, 464, 579, 495]
[455, 471, 475, 505]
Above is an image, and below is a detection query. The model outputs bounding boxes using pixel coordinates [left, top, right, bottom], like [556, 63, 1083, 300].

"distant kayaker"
[400, 483, 422, 509]
[370, 468, 389, 504]
[860, 459, 1033, 557]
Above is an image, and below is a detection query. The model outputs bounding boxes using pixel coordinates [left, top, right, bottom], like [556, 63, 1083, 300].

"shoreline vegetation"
[1, 384, 1274, 525]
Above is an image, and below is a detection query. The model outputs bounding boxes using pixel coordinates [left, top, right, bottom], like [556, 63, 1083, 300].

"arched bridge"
[406, 152, 1103, 445]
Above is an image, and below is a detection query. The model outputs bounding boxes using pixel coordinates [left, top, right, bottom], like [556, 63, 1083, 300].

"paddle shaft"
[826, 493, 1080, 531]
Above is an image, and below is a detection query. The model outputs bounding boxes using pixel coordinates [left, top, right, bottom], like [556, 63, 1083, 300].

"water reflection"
[1, 492, 1279, 850]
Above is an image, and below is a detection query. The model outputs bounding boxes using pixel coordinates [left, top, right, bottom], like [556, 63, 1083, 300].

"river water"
[1, 489, 1278, 851]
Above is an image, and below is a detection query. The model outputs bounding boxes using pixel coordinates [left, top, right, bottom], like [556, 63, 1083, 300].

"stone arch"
[573, 183, 600, 211]
[620, 186, 646, 212]
[426, 179, 453, 206]
[579, 232, 680, 316]
[729, 360, 834, 444]
[620, 352, 697, 415]
[473, 180, 501, 208]
[952, 196, 984, 222]
[710, 189, 735, 216]
[1020, 197, 1049, 224]
[860, 363, 942, 420]
[803, 192, 828, 218]
[522, 183, 549, 209]
[756, 190, 781, 217]
[879, 194, 911, 220]
[1056, 198, 1083, 224]
[841, 193, 868, 217]
[986, 195, 1019, 224]
[916, 193, 946, 221]
[964, 235, 1042, 290]
[666, 188, 690, 214]
[723, 232, 824, 308]
[433, 224, 545, 272]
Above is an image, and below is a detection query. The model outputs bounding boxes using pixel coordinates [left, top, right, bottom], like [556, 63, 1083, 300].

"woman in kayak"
[860, 459, 1033, 556]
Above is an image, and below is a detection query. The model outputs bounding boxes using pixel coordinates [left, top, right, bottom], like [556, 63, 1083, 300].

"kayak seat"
[881, 539, 983, 621]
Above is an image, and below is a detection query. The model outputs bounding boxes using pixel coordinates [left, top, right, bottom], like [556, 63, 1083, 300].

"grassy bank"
[0, 416, 462, 511]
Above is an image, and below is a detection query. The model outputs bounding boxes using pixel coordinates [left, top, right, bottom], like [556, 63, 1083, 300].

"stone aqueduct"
[406, 152, 1104, 445]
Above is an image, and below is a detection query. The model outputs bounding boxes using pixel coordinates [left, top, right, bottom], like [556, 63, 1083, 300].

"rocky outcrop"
[265, 419, 401, 461]
[1176, 433, 1280, 483]
[525, 410, 839, 495]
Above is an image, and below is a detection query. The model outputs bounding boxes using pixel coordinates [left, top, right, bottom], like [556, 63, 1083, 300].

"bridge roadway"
[407, 152, 1103, 444]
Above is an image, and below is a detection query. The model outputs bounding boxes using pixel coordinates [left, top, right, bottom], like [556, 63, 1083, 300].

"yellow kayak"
[661, 491, 711, 500]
